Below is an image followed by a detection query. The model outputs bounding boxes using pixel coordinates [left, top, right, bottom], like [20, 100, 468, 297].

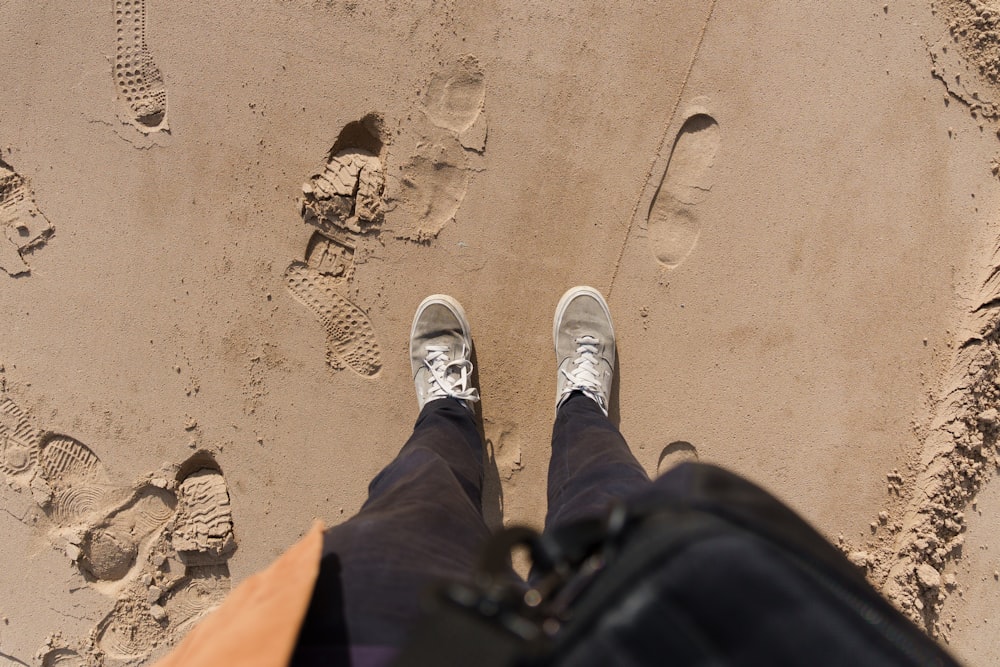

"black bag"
[393, 464, 960, 667]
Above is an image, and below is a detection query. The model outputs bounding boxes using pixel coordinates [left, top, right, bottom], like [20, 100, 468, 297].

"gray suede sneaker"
[553, 286, 615, 415]
[410, 294, 480, 411]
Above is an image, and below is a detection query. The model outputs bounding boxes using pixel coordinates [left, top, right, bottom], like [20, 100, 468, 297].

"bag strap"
[393, 504, 638, 666]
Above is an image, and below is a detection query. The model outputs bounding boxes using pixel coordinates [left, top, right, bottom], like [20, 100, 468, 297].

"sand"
[3, 0, 1000, 664]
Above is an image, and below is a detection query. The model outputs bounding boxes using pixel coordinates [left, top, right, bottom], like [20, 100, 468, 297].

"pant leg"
[545, 392, 652, 530]
[292, 398, 490, 662]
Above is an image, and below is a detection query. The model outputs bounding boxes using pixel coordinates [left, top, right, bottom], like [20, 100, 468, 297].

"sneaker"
[553, 286, 615, 415]
[410, 294, 480, 411]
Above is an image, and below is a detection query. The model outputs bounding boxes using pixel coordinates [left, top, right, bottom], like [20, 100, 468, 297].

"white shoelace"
[559, 335, 607, 410]
[423, 345, 480, 404]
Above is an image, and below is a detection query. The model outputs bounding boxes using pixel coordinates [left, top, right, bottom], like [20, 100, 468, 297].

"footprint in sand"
[392, 139, 471, 241]
[0, 156, 54, 277]
[286, 57, 487, 374]
[286, 264, 383, 376]
[37, 647, 85, 667]
[422, 54, 487, 135]
[656, 440, 699, 477]
[78, 483, 177, 582]
[171, 464, 236, 564]
[0, 396, 40, 476]
[113, 0, 168, 132]
[94, 563, 230, 661]
[95, 459, 235, 661]
[286, 116, 386, 377]
[385, 54, 487, 240]
[38, 436, 181, 592]
[0, 386, 237, 662]
[647, 110, 720, 269]
[38, 434, 115, 528]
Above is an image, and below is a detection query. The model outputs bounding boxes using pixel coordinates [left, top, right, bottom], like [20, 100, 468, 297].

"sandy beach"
[2, 0, 1000, 664]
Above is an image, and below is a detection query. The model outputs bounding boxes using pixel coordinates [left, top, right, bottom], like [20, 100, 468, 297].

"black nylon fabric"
[545, 464, 959, 667]
[395, 464, 961, 667]
[553, 529, 948, 667]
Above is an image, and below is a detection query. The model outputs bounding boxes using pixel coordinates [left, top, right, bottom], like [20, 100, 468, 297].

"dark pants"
[293, 395, 961, 667]
[292, 393, 648, 664]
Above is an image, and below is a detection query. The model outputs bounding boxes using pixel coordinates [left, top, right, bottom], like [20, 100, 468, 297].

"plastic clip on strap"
[393, 504, 636, 666]
[392, 526, 549, 667]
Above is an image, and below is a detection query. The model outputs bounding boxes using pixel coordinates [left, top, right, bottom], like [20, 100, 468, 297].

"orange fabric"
[153, 520, 324, 667]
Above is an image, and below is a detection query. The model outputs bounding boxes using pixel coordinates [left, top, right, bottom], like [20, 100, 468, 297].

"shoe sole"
[411, 294, 473, 345]
[552, 285, 615, 350]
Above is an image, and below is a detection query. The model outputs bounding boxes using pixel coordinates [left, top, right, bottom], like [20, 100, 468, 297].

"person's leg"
[546, 391, 651, 529]
[545, 287, 651, 531]
[293, 296, 488, 663]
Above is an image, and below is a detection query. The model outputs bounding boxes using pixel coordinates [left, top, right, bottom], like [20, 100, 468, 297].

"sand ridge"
[820, 2, 1000, 651]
